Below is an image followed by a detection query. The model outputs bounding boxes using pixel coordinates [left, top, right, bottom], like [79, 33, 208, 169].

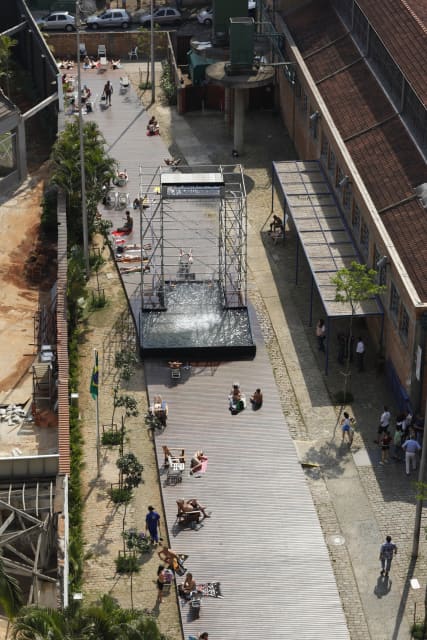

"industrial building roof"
[285, 0, 427, 301]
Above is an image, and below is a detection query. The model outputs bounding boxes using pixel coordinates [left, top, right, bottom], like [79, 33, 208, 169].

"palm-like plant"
[0, 556, 22, 620]
[11, 595, 164, 640]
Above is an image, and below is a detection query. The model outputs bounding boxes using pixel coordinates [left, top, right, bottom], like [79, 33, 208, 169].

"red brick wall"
[47, 31, 167, 61]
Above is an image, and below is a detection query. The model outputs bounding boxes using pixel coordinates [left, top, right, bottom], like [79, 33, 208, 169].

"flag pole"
[95, 349, 100, 478]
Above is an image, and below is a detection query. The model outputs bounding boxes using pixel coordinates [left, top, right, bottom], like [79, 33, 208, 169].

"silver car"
[139, 7, 182, 27]
[37, 11, 76, 32]
[86, 9, 131, 30]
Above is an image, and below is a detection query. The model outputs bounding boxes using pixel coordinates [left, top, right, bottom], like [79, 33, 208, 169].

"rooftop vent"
[415, 183, 427, 208]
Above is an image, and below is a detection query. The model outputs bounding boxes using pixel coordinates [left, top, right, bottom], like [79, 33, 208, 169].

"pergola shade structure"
[272, 161, 383, 371]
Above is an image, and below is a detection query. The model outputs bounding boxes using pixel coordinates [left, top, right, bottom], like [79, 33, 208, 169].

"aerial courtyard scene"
[0, 0, 426, 639]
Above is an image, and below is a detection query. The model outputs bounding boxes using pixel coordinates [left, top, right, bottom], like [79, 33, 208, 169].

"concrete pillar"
[233, 88, 245, 154]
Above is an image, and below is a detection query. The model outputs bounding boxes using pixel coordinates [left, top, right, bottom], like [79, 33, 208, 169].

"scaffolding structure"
[0, 480, 58, 606]
[135, 164, 247, 311]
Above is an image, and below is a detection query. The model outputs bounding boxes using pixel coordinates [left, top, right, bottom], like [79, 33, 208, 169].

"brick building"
[266, 0, 427, 410]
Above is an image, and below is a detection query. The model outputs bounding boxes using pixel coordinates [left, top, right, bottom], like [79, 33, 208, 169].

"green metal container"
[214, 0, 247, 41]
[230, 17, 254, 67]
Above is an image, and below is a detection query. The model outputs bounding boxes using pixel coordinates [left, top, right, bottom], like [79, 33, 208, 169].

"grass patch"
[115, 554, 140, 574]
[110, 487, 133, 504]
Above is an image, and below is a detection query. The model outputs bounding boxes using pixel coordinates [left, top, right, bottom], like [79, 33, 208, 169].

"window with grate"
[390, 282, 400, 320]
[343, 183, 352, 210]
[301, 92, 308, 113]
[336, 167, 344, 188]
[0, 131, 17, 179]
[321, 133, 329, 159]
[399, 306, 409, 344]
[328, 149, 336, 179]
[373, 245, 387, 285]
[332, 0, 352, 28]
[368, 30, 403, 109]
[353, 4, 368, 52]
[352, 202, 360, 232]
[403, 85, 427, 157]
[360, 219, 369, 256]
[309, 110, 319, 139]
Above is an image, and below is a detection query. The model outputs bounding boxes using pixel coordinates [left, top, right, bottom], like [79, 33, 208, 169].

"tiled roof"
[285, 1, 427, 301]
[381, 199, 427, 299]
[357, 0, 427, 106]
[319, 60, 395, 139]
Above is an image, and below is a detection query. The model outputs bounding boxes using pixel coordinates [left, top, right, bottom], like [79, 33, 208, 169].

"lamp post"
[150, 0, 155, 103]
[412, 312, 427, 558]
[76, 0, 90, 280]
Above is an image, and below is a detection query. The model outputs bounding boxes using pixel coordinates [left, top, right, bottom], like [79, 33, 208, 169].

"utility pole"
[150, 0, 155, 103]
[76, 0, 90, 279]
[411, 397, 427, 557]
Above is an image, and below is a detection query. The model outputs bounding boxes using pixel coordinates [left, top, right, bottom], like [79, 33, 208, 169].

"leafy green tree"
[0, 36, 17, 96]
[0, 555, 23, 620]
[331, 261, 386, 400]
[51, 120, 116, 245]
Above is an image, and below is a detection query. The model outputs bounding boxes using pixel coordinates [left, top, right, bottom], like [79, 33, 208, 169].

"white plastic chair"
[128, 46, 138, 60]
[97, 44, 106, 58]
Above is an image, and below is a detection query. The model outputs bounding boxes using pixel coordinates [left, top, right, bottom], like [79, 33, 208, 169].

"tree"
[11, 595, 164, 640]
[0, 555, 23, 621]
[0, 36, 17, 96]
[331, 261, 386, 401]
[51, 120, 116, 245]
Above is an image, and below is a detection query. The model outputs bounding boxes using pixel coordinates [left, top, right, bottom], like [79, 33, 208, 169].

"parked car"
[138, 7, 182, 27]
[197, 2, 256, 26]
[86, 9, 131, 30]
[36, 11, 76, 32]
[196, 7, 212, 25]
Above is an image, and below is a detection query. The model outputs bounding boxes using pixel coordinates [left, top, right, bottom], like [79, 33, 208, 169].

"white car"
[138, 7, 183, 27]
[197, 3, 256, 26]
[37, 11, 76, 32]
[86, 9, 131, 30]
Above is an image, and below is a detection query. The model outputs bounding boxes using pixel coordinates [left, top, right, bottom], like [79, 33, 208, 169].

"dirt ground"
[0, 164, 52, 406]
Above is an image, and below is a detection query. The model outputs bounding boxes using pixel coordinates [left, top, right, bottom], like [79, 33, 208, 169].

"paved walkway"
[85, 62, 426, 638]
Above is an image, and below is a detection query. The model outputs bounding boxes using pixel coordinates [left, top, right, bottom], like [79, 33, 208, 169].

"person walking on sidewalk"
[355, 336, 365, 371]
[378, 406, 391, 438]
[145, 505, 161, 544]
[402, 436, 421, 475]
[379, 535, 397, 576]
[103, 80, 113, 106]
[316, 319, 326, 352]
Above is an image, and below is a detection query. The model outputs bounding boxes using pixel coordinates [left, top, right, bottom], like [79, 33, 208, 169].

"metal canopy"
[273, 160, 383, 319]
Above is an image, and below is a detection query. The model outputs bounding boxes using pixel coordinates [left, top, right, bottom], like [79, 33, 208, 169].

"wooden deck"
[82, 73, 350, 639]
[147, 308, 349, 640]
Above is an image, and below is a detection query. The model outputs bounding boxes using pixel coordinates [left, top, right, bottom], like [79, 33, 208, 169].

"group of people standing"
[376, 406, 423, 474]
[316, 319, 366, 371]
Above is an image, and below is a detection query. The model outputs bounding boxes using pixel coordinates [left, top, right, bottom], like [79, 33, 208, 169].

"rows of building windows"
[321, 131, 411, 346]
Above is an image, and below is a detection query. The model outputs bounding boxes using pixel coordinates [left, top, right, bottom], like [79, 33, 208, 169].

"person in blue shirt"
[145, 505, 161, 544]
[379, 535, 397, 576]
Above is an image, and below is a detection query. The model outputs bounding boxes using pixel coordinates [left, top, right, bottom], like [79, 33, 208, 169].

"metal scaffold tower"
[136, 164, 247, 311]
[218, 165, 247, 308]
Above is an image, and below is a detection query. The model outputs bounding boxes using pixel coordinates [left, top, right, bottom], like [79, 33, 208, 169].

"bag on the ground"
[101, 94, 106, 102]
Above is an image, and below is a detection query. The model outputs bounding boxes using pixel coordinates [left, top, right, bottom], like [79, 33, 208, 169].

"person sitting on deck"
[250, 388, 263, 410]
[158, 546, 186, 573]
[112, 58, 121, 69]
[178, 572, 197, 600]
[269, 214, 283, 233]
[229, 382, 246, 413]
[147, 116, 160, 135]
[116, 211, 133, 234]
[189, 451, 207, 475]
[177, 498, 210, 520]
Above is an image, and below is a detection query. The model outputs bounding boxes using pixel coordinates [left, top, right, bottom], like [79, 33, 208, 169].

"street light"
[150, 0, 155, 103]
[76, 0, 90, 280]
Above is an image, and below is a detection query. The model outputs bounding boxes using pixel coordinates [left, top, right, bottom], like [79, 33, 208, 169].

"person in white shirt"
[378, 406, 391, 436]
[355, 336, 365, 372]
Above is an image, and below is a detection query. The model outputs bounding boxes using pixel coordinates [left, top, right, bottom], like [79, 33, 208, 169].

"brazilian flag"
[90, 351, 99, 400]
